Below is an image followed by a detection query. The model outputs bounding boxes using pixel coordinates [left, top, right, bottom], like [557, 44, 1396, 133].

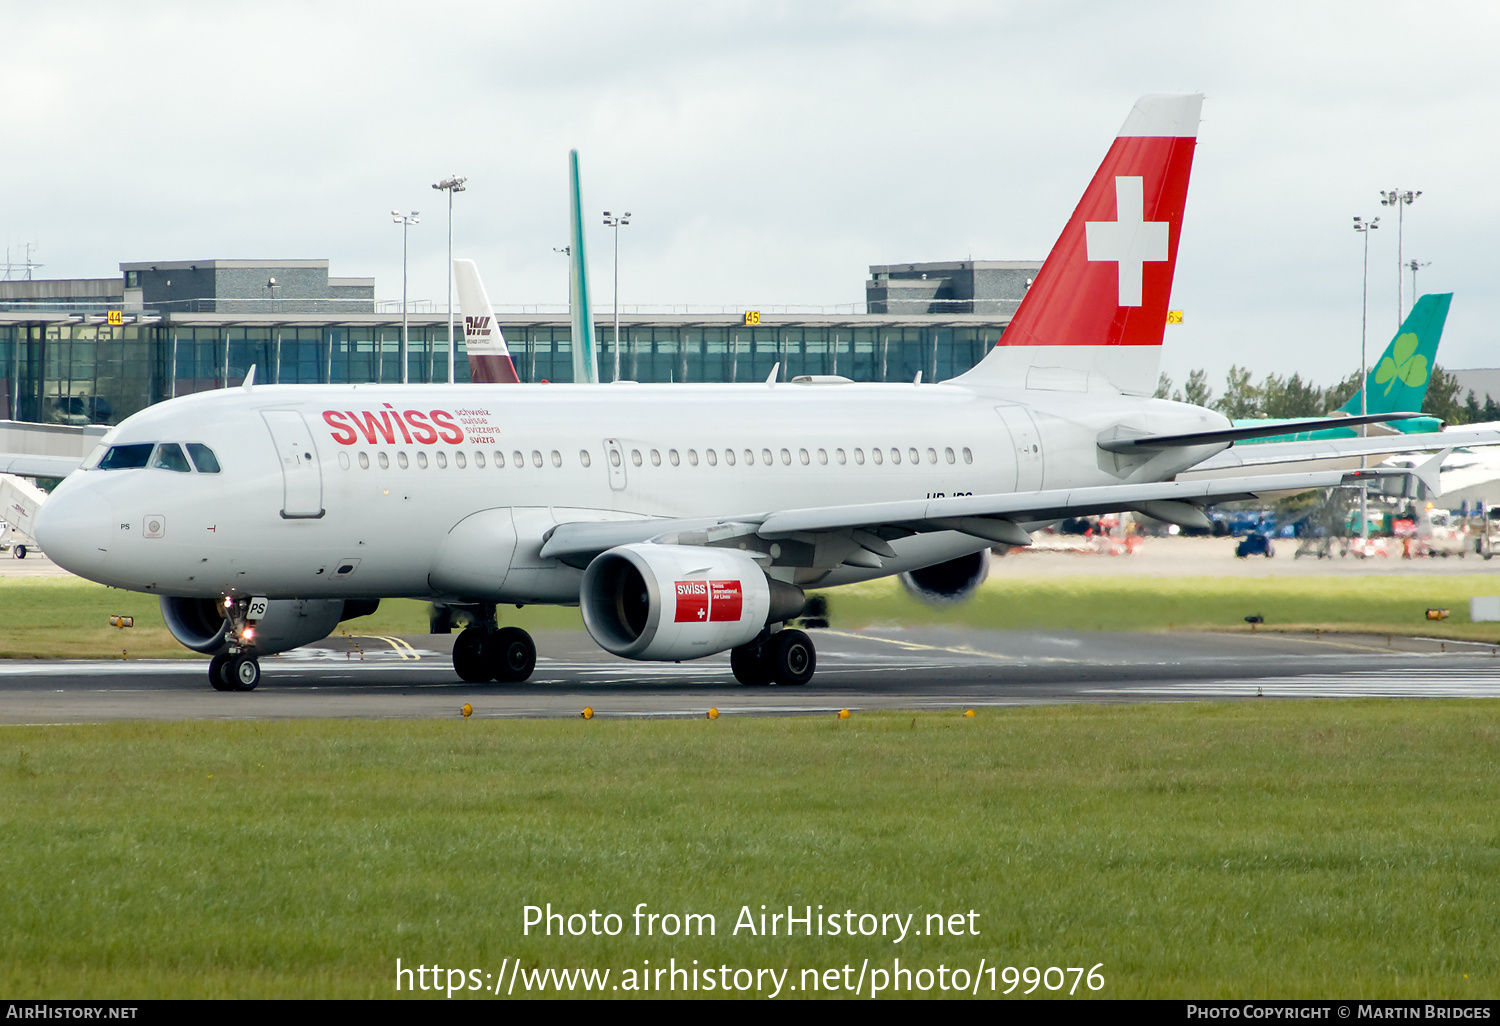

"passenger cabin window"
[963, 447, 974, 464]
[398, 452, 409, 469]
[669, 449, 680, 466]
[378, 452, 390, 469]
[513, 450, 524, 468]
[551, 450, 562, 468]
[98, 443, 155, 470]
[945, 447, 955, 464]
[762, 449, 773, 466]
[150, 443, 192, 473]
[417, 452, 429, 469]
[854, 448, 865, 465]
[455, 452, 467, 469]
[707, 449, 717, 466]
[474, 451, 485, 469]
[651, 450, 661, 466]
[687, 449, 699, 466]
[186, 443, 221, 473]
[578, 450, 590, 468]
[436, 452, 448, 469]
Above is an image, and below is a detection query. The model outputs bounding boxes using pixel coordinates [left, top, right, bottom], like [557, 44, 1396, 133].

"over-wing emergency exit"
[35, 95, 1464, 692]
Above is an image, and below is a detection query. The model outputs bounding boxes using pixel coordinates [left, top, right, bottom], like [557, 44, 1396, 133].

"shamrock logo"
[1375, 332, 1428, 395]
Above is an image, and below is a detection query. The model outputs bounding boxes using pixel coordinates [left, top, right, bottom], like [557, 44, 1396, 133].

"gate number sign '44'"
[675, 580, 744, 623]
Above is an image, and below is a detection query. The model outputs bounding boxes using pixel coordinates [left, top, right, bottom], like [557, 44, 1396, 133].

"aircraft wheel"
[209, 653, 234, 691]
[731, 642, 773, 686]
[768, 629, 816, 686]
[12, 544, 25, 559]
[229, 655, 260, 691]
[488, 627, 536, 683]
[453, 627, 491, 683]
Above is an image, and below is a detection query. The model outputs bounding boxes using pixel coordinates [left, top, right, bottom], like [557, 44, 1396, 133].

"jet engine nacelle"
[160, 596, 378, 656]
[898, 550, 990, 605]
[580, 543, 805, 661]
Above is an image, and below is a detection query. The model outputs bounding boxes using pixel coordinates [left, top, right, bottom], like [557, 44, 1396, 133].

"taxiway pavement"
[5, 625, 1500, 723]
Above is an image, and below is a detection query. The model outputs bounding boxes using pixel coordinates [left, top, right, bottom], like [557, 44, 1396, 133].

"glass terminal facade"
[0, 314, 1008, 427]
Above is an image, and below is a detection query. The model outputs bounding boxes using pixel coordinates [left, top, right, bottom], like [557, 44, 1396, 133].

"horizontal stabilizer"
[1100, 412, 1425, 453]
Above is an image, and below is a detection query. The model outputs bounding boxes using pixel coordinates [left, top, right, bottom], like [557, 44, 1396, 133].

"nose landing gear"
[206, 597, 261, 691]
[208, 652, 260, 691]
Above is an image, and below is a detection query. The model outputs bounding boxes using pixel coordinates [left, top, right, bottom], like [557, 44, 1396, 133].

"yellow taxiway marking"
[817, 629, 1020, 661]
[352, 635, 421, 659]
[1255, 633, 1441, 655]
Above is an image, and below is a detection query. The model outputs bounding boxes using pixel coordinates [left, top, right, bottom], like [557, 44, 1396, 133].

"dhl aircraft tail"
[453, 259, 521, 384]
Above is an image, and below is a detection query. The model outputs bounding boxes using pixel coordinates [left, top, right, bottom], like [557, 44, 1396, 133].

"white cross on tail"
[1084, 176, 1168, 307]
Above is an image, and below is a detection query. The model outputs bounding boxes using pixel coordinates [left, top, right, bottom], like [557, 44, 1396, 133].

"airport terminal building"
[0, 258, 1035, 428]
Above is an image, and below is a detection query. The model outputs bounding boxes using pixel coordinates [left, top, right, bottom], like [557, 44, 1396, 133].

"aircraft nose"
[34, 483, 112, 574]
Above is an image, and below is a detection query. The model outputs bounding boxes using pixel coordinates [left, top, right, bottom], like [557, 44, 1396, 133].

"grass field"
[2, 704, 1497, 999]
[5, 573, 1500, 660]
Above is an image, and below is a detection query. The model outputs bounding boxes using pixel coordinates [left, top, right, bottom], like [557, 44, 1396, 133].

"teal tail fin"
[568, 149, 599, 384]
[1340, 293, 1452, 415]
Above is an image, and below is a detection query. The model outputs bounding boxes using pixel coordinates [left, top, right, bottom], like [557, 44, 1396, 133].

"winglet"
[766, 362, 780, 386]
[1415, 448, 1450, 497]
[242, 365, 256, 392]
[568, 149, 599, 384]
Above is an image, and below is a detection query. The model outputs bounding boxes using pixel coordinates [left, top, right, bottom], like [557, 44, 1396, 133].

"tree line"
[1154, 366, 1500, 425]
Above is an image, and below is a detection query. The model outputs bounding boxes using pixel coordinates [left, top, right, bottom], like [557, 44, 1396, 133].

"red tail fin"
[959, 94, 1201, 394]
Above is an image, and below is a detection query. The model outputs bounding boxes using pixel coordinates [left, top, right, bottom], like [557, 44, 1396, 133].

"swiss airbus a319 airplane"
[35, 95, 1438, 692]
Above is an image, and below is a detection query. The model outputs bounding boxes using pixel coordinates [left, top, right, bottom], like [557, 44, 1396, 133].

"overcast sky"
[3, 1, 1496, 388]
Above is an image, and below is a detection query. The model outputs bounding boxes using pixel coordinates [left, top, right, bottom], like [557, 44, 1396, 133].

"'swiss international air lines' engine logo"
[674, 580, 745, 623]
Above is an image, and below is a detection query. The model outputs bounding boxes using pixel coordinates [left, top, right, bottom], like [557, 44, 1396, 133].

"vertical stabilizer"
[1340, 293, 1452, 416]
[568, 150, 599, 384]
[956, 94, 1202, 395]
[453, 259, 521, 384]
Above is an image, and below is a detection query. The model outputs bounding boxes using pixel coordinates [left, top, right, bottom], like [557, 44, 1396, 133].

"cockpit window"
[186, 443, 221, 474]
[97, 443, 155, 470]
[151, 443, 192, 473]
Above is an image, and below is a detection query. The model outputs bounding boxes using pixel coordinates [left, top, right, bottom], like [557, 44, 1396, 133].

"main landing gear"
[453, 624, 537, 684]
[730, 628, 816, 686]
[208, 652, 260, 692]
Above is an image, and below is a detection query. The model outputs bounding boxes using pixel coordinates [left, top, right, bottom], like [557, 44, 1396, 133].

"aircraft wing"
[1185, 425, 1500, 474]
[540, 462, 1436, 565]
[0, 453, 83, 478]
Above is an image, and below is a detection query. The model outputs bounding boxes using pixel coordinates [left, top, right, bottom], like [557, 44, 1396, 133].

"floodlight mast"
[1379, 189, 1421, 327]
[603, 211, 632, 382]
[432, 175, 467, 383]
[1353, 214, 1380, 540]
[392, 210, 420, 384]
[1407, 258, 1431, 308]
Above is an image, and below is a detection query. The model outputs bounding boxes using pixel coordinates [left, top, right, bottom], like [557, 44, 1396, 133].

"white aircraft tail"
[453, 259, 521, 384]
[0, 472, 47, 547]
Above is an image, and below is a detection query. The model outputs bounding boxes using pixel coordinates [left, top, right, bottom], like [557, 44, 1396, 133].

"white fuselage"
[36, 379, 1228, 602]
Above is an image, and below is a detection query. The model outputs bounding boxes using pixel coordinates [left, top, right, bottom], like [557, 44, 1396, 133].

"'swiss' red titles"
[322, 404, 469, 446]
